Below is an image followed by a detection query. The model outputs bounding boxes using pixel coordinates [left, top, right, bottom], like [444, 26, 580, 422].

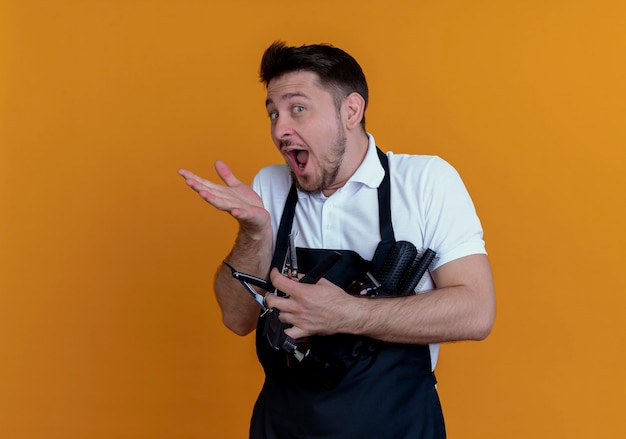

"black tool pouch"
[256, 248, 371, 389]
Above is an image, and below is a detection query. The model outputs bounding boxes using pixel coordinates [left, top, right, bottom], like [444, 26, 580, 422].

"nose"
[273, 116, 295, 141]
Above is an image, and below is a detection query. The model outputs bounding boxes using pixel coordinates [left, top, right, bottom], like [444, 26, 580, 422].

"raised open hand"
[178, 160, 270, 233]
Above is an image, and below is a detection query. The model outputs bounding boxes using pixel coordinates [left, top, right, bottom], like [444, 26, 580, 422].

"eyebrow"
[265, 92, 310, 108]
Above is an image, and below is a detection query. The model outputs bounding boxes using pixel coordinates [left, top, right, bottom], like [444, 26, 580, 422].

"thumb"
[214, 160, 243, 187]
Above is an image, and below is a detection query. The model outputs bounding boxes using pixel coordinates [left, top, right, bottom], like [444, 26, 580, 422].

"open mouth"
[284, 147, 309, 172]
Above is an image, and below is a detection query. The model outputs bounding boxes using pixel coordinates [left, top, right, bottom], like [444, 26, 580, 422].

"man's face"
[265, 71, 347, 195]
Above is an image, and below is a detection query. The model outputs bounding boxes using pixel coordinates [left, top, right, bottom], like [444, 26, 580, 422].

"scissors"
[223, 231, 299, 311]
[222, 261, 273, 312]
[223, 246, 343, 311]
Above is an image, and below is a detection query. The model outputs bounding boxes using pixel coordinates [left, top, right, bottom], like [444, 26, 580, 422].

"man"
[179, 41, 495, 438]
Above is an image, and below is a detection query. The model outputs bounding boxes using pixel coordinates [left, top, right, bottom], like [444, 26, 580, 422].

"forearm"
[270, 253, 495, 344]
[347, 254, 495, 344]
[348, 284, 494, 344]
[215, 227, 273, 335]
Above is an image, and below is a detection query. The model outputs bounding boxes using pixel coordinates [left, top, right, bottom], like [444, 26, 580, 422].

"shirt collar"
[348, 133, 385, 189]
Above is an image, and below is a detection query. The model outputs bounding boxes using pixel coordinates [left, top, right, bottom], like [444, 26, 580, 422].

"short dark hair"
[259, 41, 369, 128]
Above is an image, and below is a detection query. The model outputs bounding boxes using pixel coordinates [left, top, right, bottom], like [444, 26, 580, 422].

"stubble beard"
[291, 126, 347, 194]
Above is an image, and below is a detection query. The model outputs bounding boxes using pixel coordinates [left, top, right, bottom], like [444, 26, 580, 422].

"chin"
[291, 173, 318, 194]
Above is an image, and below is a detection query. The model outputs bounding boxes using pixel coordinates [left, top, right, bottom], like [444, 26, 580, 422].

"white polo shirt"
[252, 133, 486, 368]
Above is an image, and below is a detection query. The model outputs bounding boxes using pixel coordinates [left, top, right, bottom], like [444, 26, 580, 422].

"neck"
[322, 131, 369, 197]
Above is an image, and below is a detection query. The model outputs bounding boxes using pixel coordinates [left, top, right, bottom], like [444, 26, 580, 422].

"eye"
[293, 105, 305, 114]
[269, 111, 279, 120]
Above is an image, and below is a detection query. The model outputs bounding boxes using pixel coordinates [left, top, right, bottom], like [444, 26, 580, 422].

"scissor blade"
[288, 232, 298, 278]
[223, 261, 268, 310]
[240, 281, 267, 310]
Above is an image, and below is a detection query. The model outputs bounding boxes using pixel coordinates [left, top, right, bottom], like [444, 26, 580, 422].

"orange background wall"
[1, 1, 625, 438]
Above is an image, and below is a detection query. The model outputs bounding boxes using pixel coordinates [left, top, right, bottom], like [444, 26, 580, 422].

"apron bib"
[251, 149, 446, 439]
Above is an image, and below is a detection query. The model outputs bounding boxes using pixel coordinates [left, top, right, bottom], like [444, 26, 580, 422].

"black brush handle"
[376, 241, 418, 296]
[402, 248, 437, 294]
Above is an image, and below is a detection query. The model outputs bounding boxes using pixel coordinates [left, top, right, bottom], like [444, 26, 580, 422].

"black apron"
[250, 149, 446, 439]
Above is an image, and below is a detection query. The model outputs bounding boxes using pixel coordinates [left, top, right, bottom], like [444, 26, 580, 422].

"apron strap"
[376, 147, 394, 242]
[271, 183, 298, 269]
[370, 147, 395, 274]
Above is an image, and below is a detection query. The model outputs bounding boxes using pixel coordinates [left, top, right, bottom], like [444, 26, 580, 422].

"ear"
[342, 92, 366, 130]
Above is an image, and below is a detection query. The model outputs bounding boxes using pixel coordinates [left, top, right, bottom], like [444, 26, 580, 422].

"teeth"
[298, 163, 304, 170]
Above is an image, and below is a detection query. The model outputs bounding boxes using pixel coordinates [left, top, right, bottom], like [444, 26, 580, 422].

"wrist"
[342, 295, 374, 336]
[237, 223, 272, 244]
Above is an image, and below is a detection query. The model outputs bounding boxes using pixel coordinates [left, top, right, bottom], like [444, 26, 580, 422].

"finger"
[269, 269, 296, 295]
[214, 160, 245, 188]
[178, 169, 216, 194]
[263, 293, 290, 312]
[178, 168, 208, 185]
[178, 168, 240, 207]
[177, 168, 195, 179]
[284, 325, 306, 340]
